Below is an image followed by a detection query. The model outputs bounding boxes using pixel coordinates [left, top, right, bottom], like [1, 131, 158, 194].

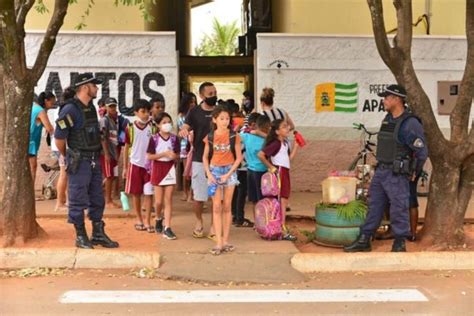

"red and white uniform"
[125, 121, 154, 195]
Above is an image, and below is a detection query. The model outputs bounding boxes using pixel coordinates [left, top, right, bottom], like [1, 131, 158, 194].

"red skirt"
[279, 167, 291, 199]
[151, 161, 176, 186]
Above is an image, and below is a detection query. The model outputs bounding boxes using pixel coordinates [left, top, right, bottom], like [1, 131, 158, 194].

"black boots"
[91, 221, 119, 248]
[74, 224, 94, 249]
[391, 238, 407, 252]
[343, 234, 372, 252]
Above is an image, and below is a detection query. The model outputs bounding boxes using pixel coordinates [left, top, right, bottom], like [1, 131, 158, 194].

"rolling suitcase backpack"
[255, 170, 283, 240]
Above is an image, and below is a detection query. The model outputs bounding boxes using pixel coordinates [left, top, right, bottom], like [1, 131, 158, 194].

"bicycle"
[348, 123, 378, 201]
[348, 123, 378, 170]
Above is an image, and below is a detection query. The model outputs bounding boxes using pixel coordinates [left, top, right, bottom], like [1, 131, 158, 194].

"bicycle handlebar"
[353, 123, 378, 136]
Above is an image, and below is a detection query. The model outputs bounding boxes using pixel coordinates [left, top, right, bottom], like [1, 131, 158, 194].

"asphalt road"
[1, 269, 473, 315]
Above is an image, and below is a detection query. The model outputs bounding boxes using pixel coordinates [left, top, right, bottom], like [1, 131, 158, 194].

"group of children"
[105, 86, 300, 254]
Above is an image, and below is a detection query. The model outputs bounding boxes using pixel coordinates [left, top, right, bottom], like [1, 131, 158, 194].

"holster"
[393, 158, 412, 176]
[66, 149, 81, 174]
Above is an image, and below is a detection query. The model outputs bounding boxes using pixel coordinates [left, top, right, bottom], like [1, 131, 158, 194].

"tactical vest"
[67, 99, 102, 153]
[376, 111, 415, 164]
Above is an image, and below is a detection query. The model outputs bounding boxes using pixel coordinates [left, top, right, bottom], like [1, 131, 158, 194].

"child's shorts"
[210, 164, 239, 187]
[279, 167, 291, 199]
[125, 163, 152, 195]
[100, 155, 118, 179]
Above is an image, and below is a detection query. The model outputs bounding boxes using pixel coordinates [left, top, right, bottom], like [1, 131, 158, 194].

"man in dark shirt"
[179, 82, 218, 238]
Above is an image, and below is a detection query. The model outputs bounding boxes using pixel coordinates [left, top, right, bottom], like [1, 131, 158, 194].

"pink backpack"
[255, 198, 283, 240]
[261, 171, 279, 197]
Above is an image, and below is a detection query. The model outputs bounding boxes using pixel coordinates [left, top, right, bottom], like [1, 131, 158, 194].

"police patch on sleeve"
[66, 114, 74, 127]
[57, 120, 67, 130]
[413, 138, 424, 148]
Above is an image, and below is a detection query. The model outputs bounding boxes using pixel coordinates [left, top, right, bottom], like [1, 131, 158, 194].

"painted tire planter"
[314, 206, 365, 247]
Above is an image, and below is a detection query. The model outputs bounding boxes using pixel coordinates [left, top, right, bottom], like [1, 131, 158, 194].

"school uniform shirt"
[240, 132, 267, 172]
[125, 121, 154, 168]
[203, 130, 241, 167]
[262, 140, 291, 169]
[147, 133, 181, 186]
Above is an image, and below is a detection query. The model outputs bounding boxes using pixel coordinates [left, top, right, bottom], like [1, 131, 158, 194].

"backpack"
[207, 129, 237, 161]
[144, 133, 178, 172]
[261, 171, 280, 197]
[255, 169, 283, 240]
[254, 198, 283, 240]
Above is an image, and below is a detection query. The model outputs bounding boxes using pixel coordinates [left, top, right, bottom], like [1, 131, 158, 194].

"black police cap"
[74, 73, 103, 88]
[378, 84, 407, 99]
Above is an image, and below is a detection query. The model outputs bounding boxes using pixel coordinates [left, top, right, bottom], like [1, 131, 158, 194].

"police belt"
[376, 163, 393, 170]
[78, 151, 101, 160]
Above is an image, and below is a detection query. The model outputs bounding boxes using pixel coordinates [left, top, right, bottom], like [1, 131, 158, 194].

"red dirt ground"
[287, 217, 474, 253]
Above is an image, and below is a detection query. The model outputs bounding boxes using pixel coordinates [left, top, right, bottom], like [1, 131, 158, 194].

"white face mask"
[137, 118, 149, 125]
[161, 122, 173, 133]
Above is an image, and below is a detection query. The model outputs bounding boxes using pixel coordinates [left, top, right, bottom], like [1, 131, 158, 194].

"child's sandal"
[134, 223, 146, 231]
[223, 244, 235, 252]
[146, 226, 155, 233]
[210, 247, 222, 256]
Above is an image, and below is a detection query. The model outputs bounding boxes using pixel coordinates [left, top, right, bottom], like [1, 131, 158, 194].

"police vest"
[375, 111, 417, 164]
[67, 99, 102, 153]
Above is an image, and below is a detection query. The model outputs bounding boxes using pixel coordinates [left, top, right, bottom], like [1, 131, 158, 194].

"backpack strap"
[207, 129, 237, 161]
[277, 108, 285, 120]
[128, 122, 134, 148]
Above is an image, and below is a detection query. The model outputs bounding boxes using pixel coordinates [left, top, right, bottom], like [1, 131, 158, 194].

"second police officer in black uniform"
[344, 84, 428, 253]
[54, 73, 119, 249]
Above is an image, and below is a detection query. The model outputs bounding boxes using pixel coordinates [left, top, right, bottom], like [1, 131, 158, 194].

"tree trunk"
[0, 65, 5, 236]
[421, 163, 466, 248]
[367, 0, 474, 249]
[1, 71, 42, 246]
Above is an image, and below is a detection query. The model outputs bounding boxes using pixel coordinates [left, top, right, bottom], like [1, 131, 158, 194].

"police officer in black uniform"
[54, 73, 119, 249]
[344, 84, 428, 252]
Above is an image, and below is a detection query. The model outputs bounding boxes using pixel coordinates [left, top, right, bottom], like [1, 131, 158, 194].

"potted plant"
[314, 200, 368, 247]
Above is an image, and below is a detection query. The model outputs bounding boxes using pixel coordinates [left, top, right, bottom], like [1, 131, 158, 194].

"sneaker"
[155, 218, 163, 234]
[163, 227, 177, 240]
[283, 233, 297, 241]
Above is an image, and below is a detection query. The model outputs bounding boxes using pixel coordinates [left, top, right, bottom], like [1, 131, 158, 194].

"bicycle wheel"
[348, 154, 363, 171]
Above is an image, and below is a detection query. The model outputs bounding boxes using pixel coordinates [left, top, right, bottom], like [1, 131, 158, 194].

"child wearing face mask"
[146, 112, 180, 240]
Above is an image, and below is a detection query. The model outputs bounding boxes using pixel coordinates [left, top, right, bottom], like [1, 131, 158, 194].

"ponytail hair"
[37, 91, 55, 108]
[264, 119, 284, 146]
[260, 87, 274, 106]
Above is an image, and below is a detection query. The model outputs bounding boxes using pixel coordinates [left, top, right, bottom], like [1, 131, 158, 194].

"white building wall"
[25, 31, 179, 119]
[256, 34, 470, 138]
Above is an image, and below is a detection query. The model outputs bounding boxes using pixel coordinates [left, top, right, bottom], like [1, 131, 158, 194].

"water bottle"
[208, 176, 220, 197]
[120, 191, 130, 212]
[294, 131, 306, 147]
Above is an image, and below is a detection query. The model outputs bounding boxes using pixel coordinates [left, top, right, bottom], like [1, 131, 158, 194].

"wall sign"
[315, 83, 358, 113]
[43, 71, 166, 116]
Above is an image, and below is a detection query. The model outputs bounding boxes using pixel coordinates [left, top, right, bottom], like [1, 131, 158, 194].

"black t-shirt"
[185, 105, 213, 162]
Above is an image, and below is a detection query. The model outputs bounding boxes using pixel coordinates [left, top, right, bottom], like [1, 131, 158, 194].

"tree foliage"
[195, 18, 240, 56]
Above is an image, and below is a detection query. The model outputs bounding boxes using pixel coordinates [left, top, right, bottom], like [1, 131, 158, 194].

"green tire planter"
[314, 205, 365, 247]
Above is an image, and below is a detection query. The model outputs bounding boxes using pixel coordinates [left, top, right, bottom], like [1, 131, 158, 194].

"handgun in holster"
[66, 149, 81, 174]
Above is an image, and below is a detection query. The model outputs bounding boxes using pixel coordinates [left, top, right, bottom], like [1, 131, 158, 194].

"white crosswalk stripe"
[60, 289, 428, 304]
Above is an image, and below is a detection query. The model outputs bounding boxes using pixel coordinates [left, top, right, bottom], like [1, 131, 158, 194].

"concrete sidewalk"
[2, 192, 473, 284]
